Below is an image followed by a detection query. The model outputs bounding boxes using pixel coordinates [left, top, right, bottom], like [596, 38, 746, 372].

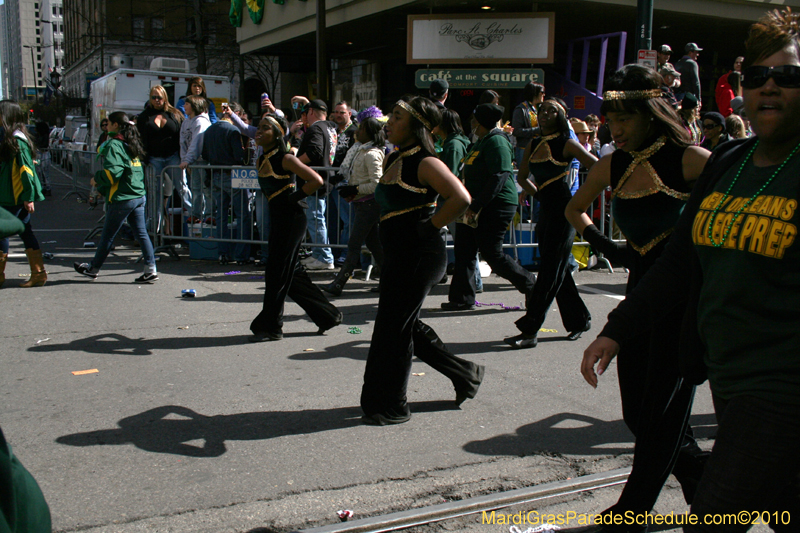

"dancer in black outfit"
[249, 114, 342, 342]
[566, 65, 711, 533]
[505, 98, 596, 348]
[360, 97, 485, 426]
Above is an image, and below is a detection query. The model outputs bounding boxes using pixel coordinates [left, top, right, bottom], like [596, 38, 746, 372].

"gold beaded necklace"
[706, 140, 800, 247]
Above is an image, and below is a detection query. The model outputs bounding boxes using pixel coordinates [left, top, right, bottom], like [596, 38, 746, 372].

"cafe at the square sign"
[407, 13, 554, 65]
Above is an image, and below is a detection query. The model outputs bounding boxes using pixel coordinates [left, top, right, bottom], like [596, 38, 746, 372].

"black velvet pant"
[448, 202, 536, 305]
[250, 201, 340, 335]
[609, 240, 702, 519]
[361, 211, 484, 420]
[515, 201, 590, 336]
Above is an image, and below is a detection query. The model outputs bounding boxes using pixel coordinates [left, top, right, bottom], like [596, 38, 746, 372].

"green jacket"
[462, 131, 516, 210]
[95, 137, 146, 204]
[440, 134, 470, 175]
[0, 426, 52, 533]
[0, 133, 44, 207]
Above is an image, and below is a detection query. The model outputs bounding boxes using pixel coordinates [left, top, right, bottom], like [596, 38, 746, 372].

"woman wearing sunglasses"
[565, 64, 711, 531]
[700, 112, 733, 152]
[582, 9, 800, 530]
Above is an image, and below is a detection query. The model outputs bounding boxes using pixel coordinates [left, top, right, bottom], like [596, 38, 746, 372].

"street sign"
[231, 168, 259, 189]
[637, 49, 658, 70]
[415, 68, 544, 89]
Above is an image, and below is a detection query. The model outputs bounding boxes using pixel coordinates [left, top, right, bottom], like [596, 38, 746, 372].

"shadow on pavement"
[464, 412, 718, 457]
[28, 333, 254, 355]
[55, 401, 457, 457]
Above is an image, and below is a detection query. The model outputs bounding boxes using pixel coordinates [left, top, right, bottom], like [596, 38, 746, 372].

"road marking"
[577, 285, 625, 301]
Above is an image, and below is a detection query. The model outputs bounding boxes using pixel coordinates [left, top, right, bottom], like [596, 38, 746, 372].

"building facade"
[0, 0, 49, 101]
[233, 0, 800, 121]
[62, 0, 241, 108]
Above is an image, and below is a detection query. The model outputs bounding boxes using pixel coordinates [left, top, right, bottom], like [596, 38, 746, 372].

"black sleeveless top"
[528, 133, 574, 205]
[610, 136, 692, 256]
[257, 147, 297, 203]
[375, 144, 439, 221]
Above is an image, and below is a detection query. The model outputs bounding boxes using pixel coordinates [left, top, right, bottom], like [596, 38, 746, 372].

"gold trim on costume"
[629, 228, 674, 256]
[396, 100, 433, 131]
[536, 171, 569, 191]
[603, 89, 663, 100]
[612, 136, 690, 201]
[380, 146, 426, 193]
[258, 148, 292, 181]
[268, 182, 296, 201]
[380, 202, 437, 222]
[529, 135, 570, 167]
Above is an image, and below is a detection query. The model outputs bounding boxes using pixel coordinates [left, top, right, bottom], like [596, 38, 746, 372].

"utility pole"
[316, 0, 327, 101]
[193, 0, 207, 74]
[635, 0, 653, 52]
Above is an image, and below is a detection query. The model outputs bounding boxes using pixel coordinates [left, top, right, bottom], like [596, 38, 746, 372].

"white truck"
[89, 62, 231, 147]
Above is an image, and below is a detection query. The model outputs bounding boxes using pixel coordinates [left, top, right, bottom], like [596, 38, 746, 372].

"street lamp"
[50, 70, 61, 91]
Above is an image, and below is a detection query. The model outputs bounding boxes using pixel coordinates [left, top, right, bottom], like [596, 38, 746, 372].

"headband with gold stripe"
[603, 89, 663, 101]
[264, 116, 285, 137]
[396, 100, 433, 131]
[543, 100, 567, 116]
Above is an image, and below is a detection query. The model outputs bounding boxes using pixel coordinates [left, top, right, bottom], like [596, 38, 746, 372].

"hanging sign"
[408, 13, 555, 65]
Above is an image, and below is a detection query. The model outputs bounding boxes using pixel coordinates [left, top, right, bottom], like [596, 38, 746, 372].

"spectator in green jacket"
[74, 111, 158, 283]
[0, 99, 46, 288]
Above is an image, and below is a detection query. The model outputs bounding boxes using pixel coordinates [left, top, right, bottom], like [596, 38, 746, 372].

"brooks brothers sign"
[407, 13, 555, 65]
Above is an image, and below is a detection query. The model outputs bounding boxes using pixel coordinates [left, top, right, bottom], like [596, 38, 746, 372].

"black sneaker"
[74, 262, 97, 279]
[134, 273, 159, 284]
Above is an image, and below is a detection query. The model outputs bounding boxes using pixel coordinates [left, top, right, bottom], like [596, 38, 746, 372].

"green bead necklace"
[706, 140, 800, 247]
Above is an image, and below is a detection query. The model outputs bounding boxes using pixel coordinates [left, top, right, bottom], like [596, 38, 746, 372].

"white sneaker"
[304, 258, 334, 270]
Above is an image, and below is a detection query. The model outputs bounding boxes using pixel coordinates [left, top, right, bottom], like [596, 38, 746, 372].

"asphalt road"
[0, 169, 717, 532]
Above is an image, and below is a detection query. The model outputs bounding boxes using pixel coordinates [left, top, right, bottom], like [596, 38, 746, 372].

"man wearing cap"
[700, 112, 732, 152]
[657, 44, 673, 69]
[429, 79, 449, 109]
[296, 99, 338, 270]
[675, 43, 703, 103]
[715, 56, 744, 117]
[659, 64, 681, 109]
[442, 104, 536, 311]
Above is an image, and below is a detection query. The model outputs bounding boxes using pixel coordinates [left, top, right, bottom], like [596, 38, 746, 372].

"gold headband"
[265, 116, 285, 137]
[543, 101, 567, 116]
[603, 89, 663, 101]
[396, 100, 433, 131]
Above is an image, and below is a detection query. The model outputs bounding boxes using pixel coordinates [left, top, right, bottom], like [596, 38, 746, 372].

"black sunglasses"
[702, 123, 718, 130]
[741, 65, 800, 89]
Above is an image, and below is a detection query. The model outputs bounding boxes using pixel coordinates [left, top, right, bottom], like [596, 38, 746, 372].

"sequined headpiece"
[396, 100, 433, 131]
[603, 89, 664, 101]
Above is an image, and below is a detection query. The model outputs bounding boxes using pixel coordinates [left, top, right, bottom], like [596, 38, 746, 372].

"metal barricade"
[50, 147, 97, 202]
[145, 162, 624, 270]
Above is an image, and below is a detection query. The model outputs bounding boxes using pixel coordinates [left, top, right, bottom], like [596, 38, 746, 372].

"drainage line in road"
[294, 467, 631, 533]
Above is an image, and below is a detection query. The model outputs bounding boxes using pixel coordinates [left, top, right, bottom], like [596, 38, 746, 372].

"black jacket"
[599, 137, 755, 384]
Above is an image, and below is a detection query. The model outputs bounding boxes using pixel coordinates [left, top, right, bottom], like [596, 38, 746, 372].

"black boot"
[322, 280, 344, 297]
[322, 271, 351, 297]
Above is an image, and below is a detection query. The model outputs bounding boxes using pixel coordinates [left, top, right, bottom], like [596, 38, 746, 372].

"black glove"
[581, 224, 628, 265]
[287, 188, 309, 204]
[337, 185, 358, 198]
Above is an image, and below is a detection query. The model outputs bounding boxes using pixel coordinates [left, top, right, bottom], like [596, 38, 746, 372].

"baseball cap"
[429, 79, 449, 99]
[659, 44, 672, 54]
[685, 43, 703, 52]
[302, 99, 328, 113]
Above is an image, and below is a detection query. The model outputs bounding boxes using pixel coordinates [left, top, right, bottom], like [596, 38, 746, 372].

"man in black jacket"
[296, 99, 338, 270]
